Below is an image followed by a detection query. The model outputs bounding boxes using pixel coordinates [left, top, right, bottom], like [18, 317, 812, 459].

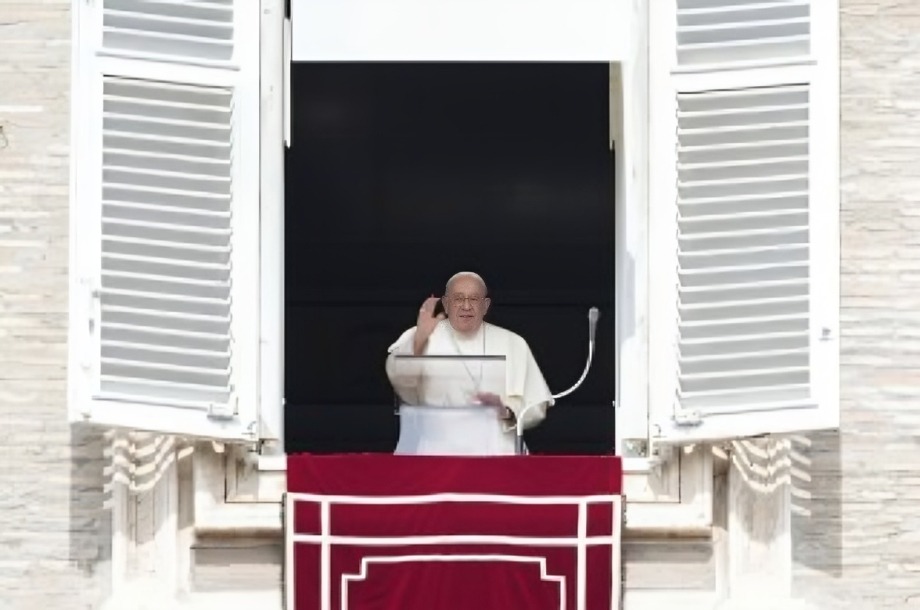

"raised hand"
[413, 296, 445, 354]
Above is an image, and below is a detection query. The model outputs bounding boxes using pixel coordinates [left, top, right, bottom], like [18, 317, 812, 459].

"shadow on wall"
[790, 432, 843, 579]
[68, 426, 112, 579]
[723, 435, 842, 581]
[69, 427, 194, 604]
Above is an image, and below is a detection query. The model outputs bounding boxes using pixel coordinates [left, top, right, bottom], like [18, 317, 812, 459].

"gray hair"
[445, 271, 488, 295]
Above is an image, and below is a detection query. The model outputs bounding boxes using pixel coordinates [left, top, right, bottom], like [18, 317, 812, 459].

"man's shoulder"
[486, 323, 529, 348]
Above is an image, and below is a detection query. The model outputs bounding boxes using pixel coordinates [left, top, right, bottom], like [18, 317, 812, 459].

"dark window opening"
[285, 62, 615, 454]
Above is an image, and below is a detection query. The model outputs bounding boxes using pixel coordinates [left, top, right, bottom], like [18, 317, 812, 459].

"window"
[68, 0, 839, 530]
[283, 62, 615, 456]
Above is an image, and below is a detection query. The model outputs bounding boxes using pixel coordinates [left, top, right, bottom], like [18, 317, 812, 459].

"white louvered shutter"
[69, 0, 262, 441]
[648, 0, 839, 443]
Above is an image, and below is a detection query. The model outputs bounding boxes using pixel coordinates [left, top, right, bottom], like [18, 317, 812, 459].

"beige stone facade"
[0, 1, 110, 608]
[791, 2, 920, 608]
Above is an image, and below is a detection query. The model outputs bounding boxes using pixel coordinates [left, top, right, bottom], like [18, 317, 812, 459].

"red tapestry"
[286, 454, 623, 610]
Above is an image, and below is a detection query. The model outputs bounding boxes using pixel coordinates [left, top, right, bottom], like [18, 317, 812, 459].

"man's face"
[443, 276, 490, 334]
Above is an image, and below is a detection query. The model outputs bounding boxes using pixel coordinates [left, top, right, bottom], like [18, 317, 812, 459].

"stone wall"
[792, 1, 920, 608]
[0, 2, 110, 609]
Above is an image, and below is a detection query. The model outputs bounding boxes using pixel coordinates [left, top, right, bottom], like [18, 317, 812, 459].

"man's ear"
[482, 297, 491, 316]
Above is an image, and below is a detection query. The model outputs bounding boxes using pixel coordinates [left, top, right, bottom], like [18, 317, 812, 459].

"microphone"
[514, 306, 600, 454]
[588, 307, 599, 345]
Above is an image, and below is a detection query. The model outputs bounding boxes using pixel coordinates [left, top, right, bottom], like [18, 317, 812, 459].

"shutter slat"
[101, 287, 230, 307]
[680, 366, 807, 384]
[104, 184, 231, 203]
[680, 209, 806, 225]
[98, 376, 231, 403]
[103, 200, 231, 219]
[102, 339, 230, 360]
[104, 321, 229, 342]
[679, 173, 808, 189]
[679, 226, 807, 242]
[104, 130, 233, 150]
[678, 189, 807, 206]
[103, 111, 230, 132]
[680, 294, 806, 312]
[681, 277, 806, 294]
[103, 269, 231, 289]
[103, 27, 231, 47]
[681, 330, 807, 351]
[678, 1, 810, 17]
[95, 391, 227, 411]
[679, 122, 808, 136]
[103, 236, 231, 255]
[678, 18, 809, 37]
[104, 149, 231, 172]
[103, 217, 232, 236]
[678, 386, 810, 410]
[681, 137, 808, 151]
[680, 346, 806, 364]
[679, 155, 808, 172]
[680, 314, 807, 332]
[101, 356, 230, 377]
[679, 260, 807, 276]
[102, 304, 230, 324]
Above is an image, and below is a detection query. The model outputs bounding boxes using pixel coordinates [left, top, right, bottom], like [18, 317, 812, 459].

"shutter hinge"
[673, 409, 703, 427]
[207, 394, 238, 420]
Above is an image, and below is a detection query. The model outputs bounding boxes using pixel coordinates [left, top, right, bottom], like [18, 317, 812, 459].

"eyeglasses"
[448, 295, 487, 307]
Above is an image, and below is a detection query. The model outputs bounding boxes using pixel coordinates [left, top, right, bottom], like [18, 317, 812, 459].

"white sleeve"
[505, 341, 554, 431]
[385, 327, 422, 405]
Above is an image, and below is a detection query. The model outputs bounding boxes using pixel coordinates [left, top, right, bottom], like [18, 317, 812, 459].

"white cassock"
[385, 320, 554, 456]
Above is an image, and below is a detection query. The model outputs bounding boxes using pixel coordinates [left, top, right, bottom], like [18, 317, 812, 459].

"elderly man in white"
[385, 271, 553, 455]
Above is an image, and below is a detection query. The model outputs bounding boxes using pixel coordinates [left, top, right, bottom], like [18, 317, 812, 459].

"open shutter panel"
[649, 0, 839, 443]
[70, 0, 261, 441]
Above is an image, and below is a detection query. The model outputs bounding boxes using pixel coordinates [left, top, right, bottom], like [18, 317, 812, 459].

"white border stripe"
[293, 533, 618, 546]
[288, 492, 620, 504]
[577, 503, 587, 610]
[341, 555, 566, 610]
[285, 493, 623, 609]
[320, 501, 330, 610]
[284, 493, 294, 610]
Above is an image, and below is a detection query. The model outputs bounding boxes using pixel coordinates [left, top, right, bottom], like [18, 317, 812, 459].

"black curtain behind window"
[285, 63, 615, 454]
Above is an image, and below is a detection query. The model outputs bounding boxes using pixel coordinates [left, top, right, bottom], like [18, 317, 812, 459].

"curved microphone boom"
[514, 307, 600, 454]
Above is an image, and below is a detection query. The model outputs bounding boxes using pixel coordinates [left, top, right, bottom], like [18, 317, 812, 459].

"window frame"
[258, 0, 287, 448]
[220, 0, 713, 534]
[610, 0, 713, 532]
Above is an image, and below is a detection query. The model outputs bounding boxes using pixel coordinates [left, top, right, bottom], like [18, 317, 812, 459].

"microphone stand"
[514, 307, 599, 455]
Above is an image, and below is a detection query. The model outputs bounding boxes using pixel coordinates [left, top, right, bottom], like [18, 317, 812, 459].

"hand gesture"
[413, 296, 445, 354]
[475, 392, 515, 422]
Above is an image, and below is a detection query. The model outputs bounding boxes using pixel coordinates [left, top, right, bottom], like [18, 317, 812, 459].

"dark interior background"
[285, 63, 615, 455]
